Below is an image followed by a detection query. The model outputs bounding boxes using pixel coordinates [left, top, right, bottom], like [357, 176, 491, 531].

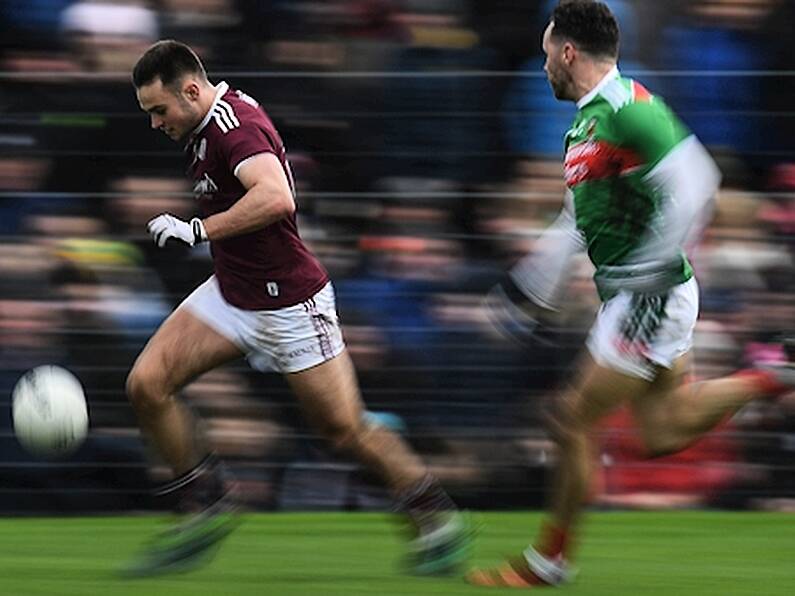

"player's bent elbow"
[263, 191, 295, 223]
[280, 193, 296, 217]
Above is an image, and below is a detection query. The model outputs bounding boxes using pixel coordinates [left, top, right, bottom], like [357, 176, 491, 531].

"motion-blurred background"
[0, 0, 793, 515]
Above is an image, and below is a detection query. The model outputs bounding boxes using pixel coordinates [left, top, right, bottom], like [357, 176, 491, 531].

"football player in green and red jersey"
[468, 0, 794, 588]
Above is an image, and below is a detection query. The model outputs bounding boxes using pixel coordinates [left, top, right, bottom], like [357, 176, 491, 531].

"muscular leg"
[469, 345, 787, 586]
[547, 354, 649, 532]
[287, 349, 471, 575]
[467, 355, 652, 587]
[285, 349, 426, 493]
[634, 354, 771, 457]
[126, 308, 243, 474]
[549, 350, 775, 532]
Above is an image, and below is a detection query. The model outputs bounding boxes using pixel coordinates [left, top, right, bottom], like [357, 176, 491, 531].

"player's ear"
[183, 80, 201, 101]
[562, 41, 576, 66]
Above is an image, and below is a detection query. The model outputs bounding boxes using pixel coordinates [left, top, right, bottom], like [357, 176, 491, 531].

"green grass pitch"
[0, 511, 792, 595]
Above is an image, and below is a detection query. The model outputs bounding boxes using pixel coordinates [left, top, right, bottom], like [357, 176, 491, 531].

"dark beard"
[549, 79, 567, 100]
[549, 72, 573, 102]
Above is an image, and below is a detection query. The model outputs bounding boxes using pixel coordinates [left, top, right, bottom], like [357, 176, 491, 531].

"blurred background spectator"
[0, 0, 792, 513]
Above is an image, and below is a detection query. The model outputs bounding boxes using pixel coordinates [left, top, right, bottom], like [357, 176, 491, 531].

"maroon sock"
[154, 453, 226, 513]
[396, 474, 457, 533]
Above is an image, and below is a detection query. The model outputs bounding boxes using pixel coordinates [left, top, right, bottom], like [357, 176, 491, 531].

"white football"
[12, 365, 89, 458]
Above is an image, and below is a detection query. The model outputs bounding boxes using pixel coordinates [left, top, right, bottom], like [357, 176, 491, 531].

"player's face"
[542, 22, 574, 101]
[136, 77, 203, 142]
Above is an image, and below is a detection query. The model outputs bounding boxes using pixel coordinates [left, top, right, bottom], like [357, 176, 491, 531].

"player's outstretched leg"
[287, 351, 473, 576]
[120, 307, 244, 577]
[466, 356, 644, 589]
[120, 453, 240, 577]
[632, 339, 795, 458]
[465, 339, 795, 589]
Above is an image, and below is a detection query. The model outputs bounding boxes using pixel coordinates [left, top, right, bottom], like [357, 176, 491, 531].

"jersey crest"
[193, 172, 218, 199]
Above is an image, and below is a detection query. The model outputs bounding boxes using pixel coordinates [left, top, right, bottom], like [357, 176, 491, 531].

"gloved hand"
[485, 276, 559, 347]
[147, 213, 208, 247]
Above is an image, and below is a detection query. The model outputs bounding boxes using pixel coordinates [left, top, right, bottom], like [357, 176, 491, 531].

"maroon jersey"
[185, 82, 328, 310]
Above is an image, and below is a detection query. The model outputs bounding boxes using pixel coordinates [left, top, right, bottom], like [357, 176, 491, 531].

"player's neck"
[197, 81, 222, 121]
[572, 62, 617, 104]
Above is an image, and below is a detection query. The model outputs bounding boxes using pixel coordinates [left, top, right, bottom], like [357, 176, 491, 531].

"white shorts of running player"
[179, 276, 345, 374]
[586, 277, 699, 382]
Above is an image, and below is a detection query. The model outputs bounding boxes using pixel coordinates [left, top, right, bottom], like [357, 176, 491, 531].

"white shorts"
[179, 276, 346, 374]
[586, 277, 699, 381]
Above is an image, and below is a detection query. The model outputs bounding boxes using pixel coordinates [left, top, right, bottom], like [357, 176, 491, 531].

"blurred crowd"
[0, 0, 793, 513]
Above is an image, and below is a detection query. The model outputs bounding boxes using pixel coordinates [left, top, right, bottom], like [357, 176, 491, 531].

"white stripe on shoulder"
[217, 99, 240, 128]
[212, 110, 229, 134]
[214, 105, 236, 131]
[600, 79, 631, 112]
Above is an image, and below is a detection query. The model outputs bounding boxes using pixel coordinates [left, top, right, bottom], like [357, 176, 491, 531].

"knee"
[322, 419, 366, 454]
[544, 393, 588, 448]
[125, 362, 172, 415]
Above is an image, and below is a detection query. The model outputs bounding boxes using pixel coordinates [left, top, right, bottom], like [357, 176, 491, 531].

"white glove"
[146, 213, 208, 247]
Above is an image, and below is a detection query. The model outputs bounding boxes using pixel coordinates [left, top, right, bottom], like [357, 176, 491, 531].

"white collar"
[576, 66, 619, 109]
[188, 81, 229, 141]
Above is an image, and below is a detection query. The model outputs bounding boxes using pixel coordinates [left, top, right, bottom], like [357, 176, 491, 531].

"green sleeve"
[613, 100, 691, 167]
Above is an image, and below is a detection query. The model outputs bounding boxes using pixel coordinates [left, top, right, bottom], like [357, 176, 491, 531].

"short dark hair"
[132, 40, 207, 89]
[550, 0, 619, 59]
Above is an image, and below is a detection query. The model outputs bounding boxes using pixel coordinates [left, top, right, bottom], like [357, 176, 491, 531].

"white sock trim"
[522, 546, 573, 586]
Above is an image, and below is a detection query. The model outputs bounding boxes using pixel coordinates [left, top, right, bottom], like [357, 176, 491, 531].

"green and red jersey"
[563, 68, 695, 299]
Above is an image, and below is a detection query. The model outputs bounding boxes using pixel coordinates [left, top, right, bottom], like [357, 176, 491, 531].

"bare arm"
[202, 153, 295, 241]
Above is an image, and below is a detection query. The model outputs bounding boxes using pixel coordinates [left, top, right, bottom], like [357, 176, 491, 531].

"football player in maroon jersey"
[122, 40, 471, 576]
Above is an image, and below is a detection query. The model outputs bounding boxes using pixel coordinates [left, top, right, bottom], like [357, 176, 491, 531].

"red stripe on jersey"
[632, 81, 652, 103]
[564, 140, 644, 187]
